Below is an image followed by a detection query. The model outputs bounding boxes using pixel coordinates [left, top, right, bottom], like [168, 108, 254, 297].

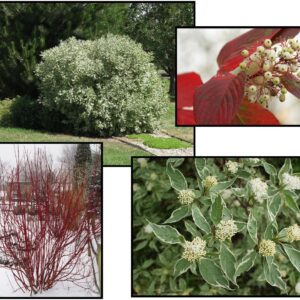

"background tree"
[126, 3, 195, 98]
[73, 144, 92, 183]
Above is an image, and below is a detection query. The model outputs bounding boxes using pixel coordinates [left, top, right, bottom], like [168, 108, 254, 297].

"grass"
[0, 101, 192, 165]
[0, 127, 149, 166]
[127, 133, 191, 149]
[159, 103, 193, 143]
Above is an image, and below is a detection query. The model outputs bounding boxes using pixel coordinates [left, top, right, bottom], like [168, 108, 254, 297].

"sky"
[0, 143, 101, 168]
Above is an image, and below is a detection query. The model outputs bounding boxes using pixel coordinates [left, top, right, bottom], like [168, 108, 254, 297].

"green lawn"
[127, 133, 191, 149]
[159, 103, 193, 143]
[0, 103, 192, 166]
[0, 127, 149, 166]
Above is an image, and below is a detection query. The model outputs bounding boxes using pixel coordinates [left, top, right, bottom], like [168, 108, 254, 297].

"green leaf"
[191, 203, 211, 234]
[220, 243, 236, 284]
[264, 222, 277, 239]
[166, 164, 187, 191]
[164, 205, 190, 224]
[282, 244, 300, 272]
[235, 250, 257, 278]
[198, 258, 232, 290]
[195, 158, 206, 178]
[173, 258, 192, 278]
[134, 240, 148, 251]
[210, 178, 236, 193]
[278, 158, 292, 183]
[262, 160, 277, 176]
[148, 222, 184, 245]
[236, 169, 251, 180]
[210, 195, 223, 225]
[263, 259, 287, 291]
[166, 158, 185, 168]
[247, 210, 258, 244]
[267, 194, 282, 222]
[282, 190, 300, 214]
[184, 220, 200, 237]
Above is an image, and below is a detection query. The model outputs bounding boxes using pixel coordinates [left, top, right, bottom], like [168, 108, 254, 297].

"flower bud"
[281, 88, 287, 94]
[257, 46, 265, 54]
[264, 39, 272, 48]
[287, 224, 300, 242]
[250, 52, 261, 63]
[279, 94, 286, 102]
[239, 61, 247, 70]
[203, 176, 218, 189]
[277, 64, 288, 73]
[259, 239, 276, 257]
[182, 237, 206, 262]
[248, 85, 257, 93]
[263, 61, 272, 71]
[291, 65, 298, 73]
[241, 49, 249, 57]
[248, 95, 257, 103]
[272, 77, 280, 85]
[178, 189, 195, 205]
[264, 71, 272, 80]
[215, 219, 238, 241]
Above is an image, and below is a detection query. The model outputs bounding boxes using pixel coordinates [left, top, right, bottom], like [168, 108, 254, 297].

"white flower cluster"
[215, 219, 238, 241]
[259, 239, 276, 257]
[225, 160, 239, 174]
[182, 237, 206, 262]
[36, 36, 168, 136]
[282, 173, 300, 190]
[178, 189, 195, 205]
[249, 178, 268, 203]
[203, 176, 218, 189]
[287, 224, 300, 242]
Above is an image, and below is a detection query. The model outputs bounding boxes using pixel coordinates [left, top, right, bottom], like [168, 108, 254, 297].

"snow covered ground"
[0, 267, 98, 297]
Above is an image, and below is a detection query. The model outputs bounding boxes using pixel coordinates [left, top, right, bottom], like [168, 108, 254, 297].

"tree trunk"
[169, 72, 175, 101]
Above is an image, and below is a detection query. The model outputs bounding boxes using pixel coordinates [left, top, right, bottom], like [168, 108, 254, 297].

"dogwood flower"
[287, 224, 300, 242]
[282, 173, 300, 190]
[215, 219, 238, 241]
[203, 176, 218, 189]
[249, 178, 268, 203]
[225, 160, 239, 174]
[178, 189, 195, 205]
[259, 239, 276, 257]
[182, 237, 206, 262]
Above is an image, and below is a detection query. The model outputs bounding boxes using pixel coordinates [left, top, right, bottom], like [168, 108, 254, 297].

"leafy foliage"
[133, 157, 300, 295]
[35, 36, 168, 137]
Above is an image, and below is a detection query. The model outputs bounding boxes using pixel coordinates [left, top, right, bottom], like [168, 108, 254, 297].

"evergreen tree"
[126, 3, 195, 98]
[73, 144, 92, 183]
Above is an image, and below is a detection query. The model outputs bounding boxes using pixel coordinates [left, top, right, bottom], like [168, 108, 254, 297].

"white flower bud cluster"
[295, 282, 300, 294]
[239, 38, 300, 107]
[137, 158, 148, 168]
[203, 176, 218, 189]
[246, 158, 260, 164]
[249, 178, 268, 203]
[259, 239, 276, 257]
[178, 189, 195, 205]
[287, 224, 300, 242]
[182, 237, 206, 262]
[222, 189, 232, 200]
[215, 219, 238, 241]
[282, 173, 300, 190]
[225, 160, 239, 174]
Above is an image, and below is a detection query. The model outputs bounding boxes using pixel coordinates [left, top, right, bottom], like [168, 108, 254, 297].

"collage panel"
[132, 156, 300, 296]
[176, 27, 300, 126]
[0, 1, 195, 167]
[0, 143, 102, 298]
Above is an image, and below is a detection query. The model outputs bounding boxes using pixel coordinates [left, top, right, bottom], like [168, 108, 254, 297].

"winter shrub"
[35, 35, 168, 137]
[133, 157, 300, 296]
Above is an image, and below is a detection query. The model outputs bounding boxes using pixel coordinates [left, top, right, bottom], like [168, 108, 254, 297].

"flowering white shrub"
[35, 36, 168, 136]
[134, 158, 300, 295]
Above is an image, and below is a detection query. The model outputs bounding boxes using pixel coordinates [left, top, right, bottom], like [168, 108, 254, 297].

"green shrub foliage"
[133, 157, 300, 296]
[35, 36, 167, 136]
